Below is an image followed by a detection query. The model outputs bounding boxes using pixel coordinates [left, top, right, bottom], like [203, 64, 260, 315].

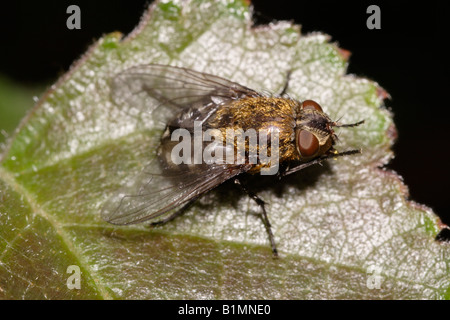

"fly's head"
[295, 100, 364, 160]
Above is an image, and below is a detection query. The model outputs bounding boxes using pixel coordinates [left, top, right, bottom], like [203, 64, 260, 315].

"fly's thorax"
[210, 96, 301, 168]
[210, 96, 298, 131]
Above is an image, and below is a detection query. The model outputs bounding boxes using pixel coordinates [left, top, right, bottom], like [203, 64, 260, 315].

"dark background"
[0, 1, 449, 226]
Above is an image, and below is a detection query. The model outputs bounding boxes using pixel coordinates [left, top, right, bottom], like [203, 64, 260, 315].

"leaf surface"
[0, 0, 448, 299]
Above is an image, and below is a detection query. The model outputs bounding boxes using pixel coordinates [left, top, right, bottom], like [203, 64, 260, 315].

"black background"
[0, 1, 449, 226]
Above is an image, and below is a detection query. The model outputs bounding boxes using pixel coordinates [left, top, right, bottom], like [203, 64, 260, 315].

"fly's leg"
[149, 197, 199, 227]
[234, 178, 279, 258]
[279, 70, 292, 97]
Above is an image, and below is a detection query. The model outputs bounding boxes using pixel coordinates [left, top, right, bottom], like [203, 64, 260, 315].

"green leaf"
[0, 75, 42, 145]
[0, 0, 448, 299]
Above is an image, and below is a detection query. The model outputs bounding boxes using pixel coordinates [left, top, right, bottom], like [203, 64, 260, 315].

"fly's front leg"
[234, 178, 279, 258]
[279, 70, 292, 97]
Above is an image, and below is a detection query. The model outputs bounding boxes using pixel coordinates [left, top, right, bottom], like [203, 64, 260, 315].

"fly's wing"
[101, 160, 252, 225]
[110, 64, 260, 126]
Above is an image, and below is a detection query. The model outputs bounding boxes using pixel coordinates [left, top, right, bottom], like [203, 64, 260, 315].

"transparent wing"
[101, 159, 251, 225]
[110, 64, 260, 125]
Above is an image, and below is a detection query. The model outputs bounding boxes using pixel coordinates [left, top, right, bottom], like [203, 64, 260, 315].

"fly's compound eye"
[301, 100, 323, 112]
[297, 130, 320, 157]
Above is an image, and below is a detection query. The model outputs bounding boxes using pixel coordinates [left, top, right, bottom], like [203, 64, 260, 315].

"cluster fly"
[101, 64, 364, 257]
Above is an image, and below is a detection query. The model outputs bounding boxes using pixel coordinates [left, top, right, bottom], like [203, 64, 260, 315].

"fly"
[101, 64, 364, 257]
